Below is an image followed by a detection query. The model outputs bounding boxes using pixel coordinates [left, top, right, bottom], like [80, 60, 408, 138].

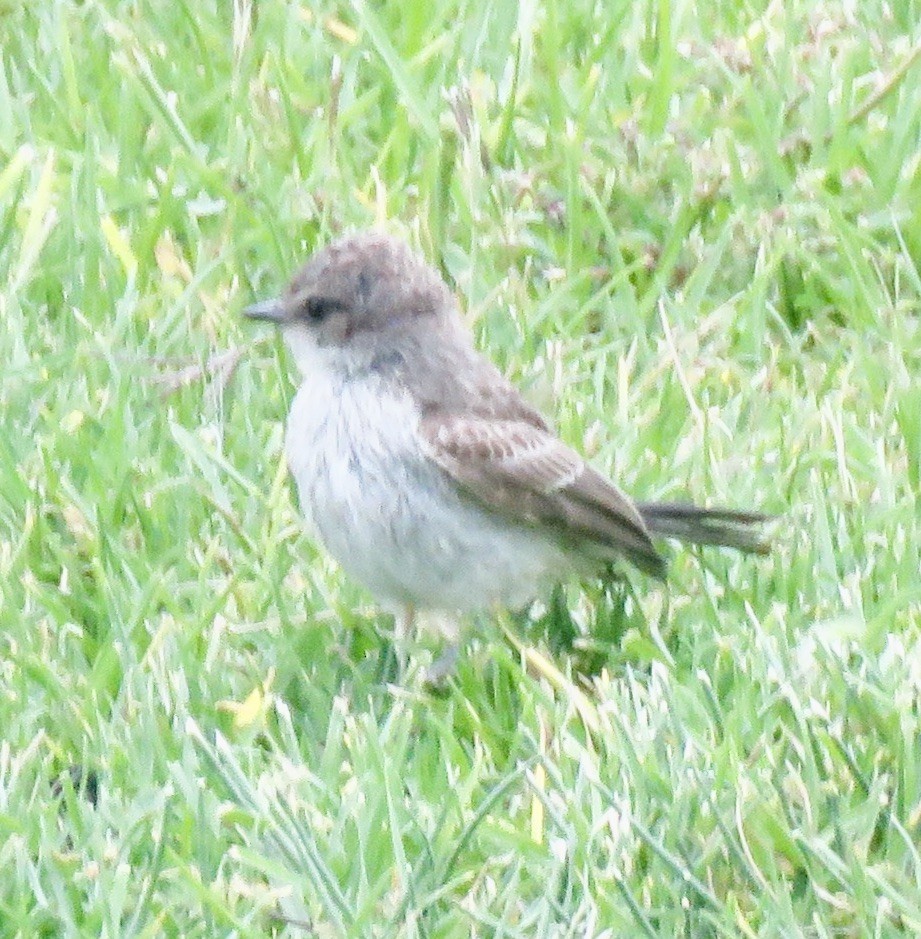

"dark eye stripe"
[302, 296, 344, 322]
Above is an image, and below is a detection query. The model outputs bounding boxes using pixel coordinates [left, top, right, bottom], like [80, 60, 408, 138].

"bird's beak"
[242, 297, 289, 323]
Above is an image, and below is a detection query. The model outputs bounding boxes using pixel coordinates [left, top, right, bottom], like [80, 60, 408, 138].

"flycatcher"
[245, 231, 768, 639]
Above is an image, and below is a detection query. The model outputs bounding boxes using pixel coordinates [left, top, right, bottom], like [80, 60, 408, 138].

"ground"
[1, 0, 920, 935]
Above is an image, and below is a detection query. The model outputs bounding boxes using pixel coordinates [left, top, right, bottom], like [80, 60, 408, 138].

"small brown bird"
[245, 231, 768, 642]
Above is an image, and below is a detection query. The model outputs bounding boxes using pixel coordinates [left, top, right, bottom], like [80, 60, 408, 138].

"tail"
[636, 501, 771, 555]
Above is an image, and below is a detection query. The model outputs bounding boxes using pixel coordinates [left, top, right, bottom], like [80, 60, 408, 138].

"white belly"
[284, 373, 571, 612]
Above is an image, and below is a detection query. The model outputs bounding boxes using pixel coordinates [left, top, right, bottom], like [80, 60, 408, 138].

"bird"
[244, 230, 769, 659]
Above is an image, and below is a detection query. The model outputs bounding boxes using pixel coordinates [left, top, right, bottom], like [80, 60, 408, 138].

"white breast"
[284, 368, 572, 612]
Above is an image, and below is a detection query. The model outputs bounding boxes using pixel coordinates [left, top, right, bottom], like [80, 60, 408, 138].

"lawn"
[2, 0, 920, 935]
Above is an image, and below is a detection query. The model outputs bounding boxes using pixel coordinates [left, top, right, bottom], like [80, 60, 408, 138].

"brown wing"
[419, 413, 666, 577]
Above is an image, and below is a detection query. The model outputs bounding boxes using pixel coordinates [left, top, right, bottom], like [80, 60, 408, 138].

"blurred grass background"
[1, 0, 920, 934]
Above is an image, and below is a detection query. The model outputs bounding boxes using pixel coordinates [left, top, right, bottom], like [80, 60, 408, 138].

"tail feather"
[636, 501, 771, 555]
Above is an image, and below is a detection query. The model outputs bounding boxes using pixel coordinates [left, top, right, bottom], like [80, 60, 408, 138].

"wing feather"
[419, 414, 666, 577]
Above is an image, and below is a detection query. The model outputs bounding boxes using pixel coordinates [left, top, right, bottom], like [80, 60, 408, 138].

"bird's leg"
[419, 611, 462, 687]
[424, 642, 459, 688]
[393, 603, 415, 677]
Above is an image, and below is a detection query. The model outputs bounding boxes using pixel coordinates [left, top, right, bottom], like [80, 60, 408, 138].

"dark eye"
[302, 296, 343, 322]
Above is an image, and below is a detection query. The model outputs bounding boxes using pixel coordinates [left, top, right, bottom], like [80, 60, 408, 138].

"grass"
[1, 0, 920, 934]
